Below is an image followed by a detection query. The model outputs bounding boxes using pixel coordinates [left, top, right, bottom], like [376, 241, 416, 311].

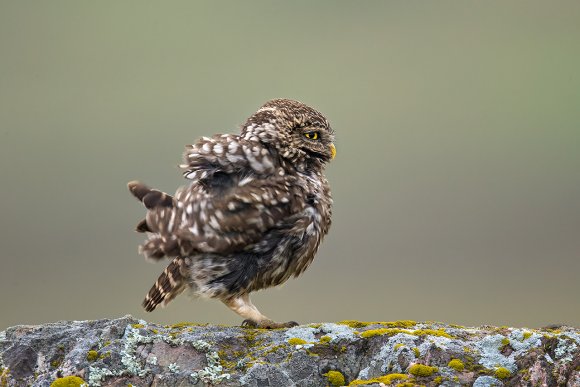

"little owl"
[128, 98, 335, 328]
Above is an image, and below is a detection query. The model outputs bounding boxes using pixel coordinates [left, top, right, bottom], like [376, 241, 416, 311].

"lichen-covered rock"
[0, 316, 578, 386]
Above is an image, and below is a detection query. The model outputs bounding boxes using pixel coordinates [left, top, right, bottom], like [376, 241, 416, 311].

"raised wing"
[181, 134, 276, 183]
[138, 135, 306, 259]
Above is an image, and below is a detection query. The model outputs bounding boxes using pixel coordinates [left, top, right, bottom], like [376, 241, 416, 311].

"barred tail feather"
[142, 257, 189, 312]
[127, 181, 174, 209]
[127, 180, 174, 233]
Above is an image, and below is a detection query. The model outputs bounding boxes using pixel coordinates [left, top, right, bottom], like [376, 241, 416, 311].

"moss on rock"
[408, 364, 438, 377]
[349, 373, 408, 386]
[50, 376, 86, 387]
[323, 370, 345, 386]
[494, 367, 511, 379]
[448, 358, 464, 371]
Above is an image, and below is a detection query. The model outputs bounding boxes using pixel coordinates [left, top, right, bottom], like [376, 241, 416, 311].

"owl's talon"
[241, 319, 300, 329]
[241, 319, 258, 328]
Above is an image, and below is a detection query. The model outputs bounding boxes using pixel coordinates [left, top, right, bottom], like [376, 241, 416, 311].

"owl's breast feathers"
[139, 134, 331, 286]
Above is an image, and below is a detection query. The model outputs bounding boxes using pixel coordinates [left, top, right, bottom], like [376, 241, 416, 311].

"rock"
[0, 317, 578, 386]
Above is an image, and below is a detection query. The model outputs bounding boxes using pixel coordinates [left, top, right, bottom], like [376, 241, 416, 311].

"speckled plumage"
[128, 99, 335, 328]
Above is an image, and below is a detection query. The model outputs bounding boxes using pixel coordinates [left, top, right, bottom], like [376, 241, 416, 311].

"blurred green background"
[1, 2, 579, 331]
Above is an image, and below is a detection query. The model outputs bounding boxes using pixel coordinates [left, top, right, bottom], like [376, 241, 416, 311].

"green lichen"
[408, 364, 438, 377]
[86, 350, 99, 362]
[448, 359, 464, 371]
[50, 376, 87, 387]
[494, 367, 511, 379]
[323, 370, 345, 386]
[349, 373, 408, 385]
[287, 337, 307, 345]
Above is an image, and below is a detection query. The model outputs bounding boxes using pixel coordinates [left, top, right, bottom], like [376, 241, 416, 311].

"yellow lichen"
[495, 367, 511, 379]
[50, 376, 86, 387]
[338, 320, 370, 328]
[1, 368, 10, 387]
[349, 373, 407, 385]
[319, 335, 331, 343]
[361, 327, 452, 339]
[323, 370, 345, 386]
[387, 320, 417, 329]
[448, 359, 464, 371]
[167, 321, 199, 329]
[412, 347, 420, 357]
[523, 331, 532, 340]
[338, 320, 416, 329]
[394, 343, 405, 350]
[412, 329, 453, 338]
[131, 323, 144, 329]
[360, 328, 408, 338]
[408, 364, 438, 377]
[433, 376, 444, 384]
[86, 350, 99, 362]
[287, 337, 307, 345]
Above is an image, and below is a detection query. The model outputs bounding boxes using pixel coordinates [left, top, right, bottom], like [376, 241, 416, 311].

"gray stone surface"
[0, 316, 578, 386]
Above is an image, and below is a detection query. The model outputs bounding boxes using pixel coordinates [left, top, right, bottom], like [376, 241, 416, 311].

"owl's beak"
[330, 144, 336, 159]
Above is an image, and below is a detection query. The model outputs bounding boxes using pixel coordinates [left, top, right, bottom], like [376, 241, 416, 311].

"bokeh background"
[1, 2, 579, 331]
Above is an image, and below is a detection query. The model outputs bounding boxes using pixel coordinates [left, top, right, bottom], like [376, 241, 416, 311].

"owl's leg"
[222, 294, 298, 329]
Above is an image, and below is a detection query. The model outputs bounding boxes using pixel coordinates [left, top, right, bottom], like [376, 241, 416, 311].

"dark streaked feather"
[142, 257, 189, 312]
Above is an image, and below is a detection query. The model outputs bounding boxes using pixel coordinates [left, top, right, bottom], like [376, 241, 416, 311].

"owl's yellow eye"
[304, 131, 319, 140]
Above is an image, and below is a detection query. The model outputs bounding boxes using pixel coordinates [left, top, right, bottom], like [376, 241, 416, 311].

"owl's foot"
[241, 319, 299, 329]
[223, 295, 298, 329]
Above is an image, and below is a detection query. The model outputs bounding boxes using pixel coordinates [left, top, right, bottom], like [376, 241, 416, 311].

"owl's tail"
[127, 181, 174, 233]
[143, 257, 189, 312]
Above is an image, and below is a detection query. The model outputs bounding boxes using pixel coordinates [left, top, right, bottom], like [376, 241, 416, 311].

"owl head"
[242, 99, 336, 169]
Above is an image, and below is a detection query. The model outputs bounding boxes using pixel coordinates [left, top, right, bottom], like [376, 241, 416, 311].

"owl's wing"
[139, 135, 304, 259]
[140, 175, 304, 258]
[180, 134, 276, 183]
